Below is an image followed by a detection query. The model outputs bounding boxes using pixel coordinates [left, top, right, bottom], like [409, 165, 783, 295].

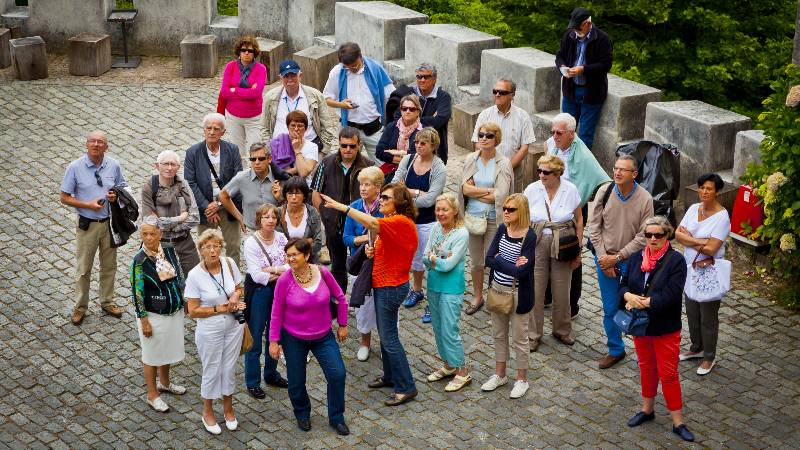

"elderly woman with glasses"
[276, 176, 324, 263]
[376, 95, 423, 171]
[282, 110, 320, 187]
[185, 229, 247, 435]
[619, 216, 694, 442]
[219, 35, 268, 157]
[459, 121, 514, 315]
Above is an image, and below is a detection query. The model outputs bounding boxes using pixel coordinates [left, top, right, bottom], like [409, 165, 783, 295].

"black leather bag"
[556, 234, 580, 262]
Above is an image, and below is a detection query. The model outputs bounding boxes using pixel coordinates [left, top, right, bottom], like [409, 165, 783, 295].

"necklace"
[432, 224, 455, 255]
[293, 266, 313, 284]
[258, 230, 274, 244]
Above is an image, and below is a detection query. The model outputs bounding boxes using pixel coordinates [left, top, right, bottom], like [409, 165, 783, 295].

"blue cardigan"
[618, 247, 687, 336]
[342, 198, 383, 254]
[485, 224, 536, 314]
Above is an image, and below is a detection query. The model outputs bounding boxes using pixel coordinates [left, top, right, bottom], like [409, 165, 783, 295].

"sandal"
[445, 374, 472, 392]
[426, 366, 458, 382]
[465, 300, 484, 315]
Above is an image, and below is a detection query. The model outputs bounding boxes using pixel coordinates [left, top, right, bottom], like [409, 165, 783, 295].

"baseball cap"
[279, 60, 301, 77]
[568, 7, 592, 29]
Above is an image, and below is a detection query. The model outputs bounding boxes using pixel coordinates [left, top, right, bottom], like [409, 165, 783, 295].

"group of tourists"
[59, 8, 733, 443]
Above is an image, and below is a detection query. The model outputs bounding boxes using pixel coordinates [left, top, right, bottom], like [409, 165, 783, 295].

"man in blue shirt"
[60, 131, 128, 325]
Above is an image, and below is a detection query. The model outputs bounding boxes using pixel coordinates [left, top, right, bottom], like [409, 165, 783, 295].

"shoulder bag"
[222, 257, 252, 354]
[684, 242, 731, 302]
[544, 200, 580, 262]
[613, 252, 676, 336]
[486, 232, 526, 315]
[464, 153, 491, 236]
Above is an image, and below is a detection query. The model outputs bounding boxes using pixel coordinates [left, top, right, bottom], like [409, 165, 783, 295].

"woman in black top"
[619, 216, 693, 442]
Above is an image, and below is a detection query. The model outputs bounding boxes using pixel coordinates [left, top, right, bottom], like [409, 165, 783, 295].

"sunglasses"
[94, 169, 103, 187]
[340, 143, 359, 149]
[240, 48, 256, 54]
[537, 168, 554, 175]
[249, 156, 268, 162]
[400, 106, 419, 112]
[502, 207, 518, 213]
[644, 232, 667, 239]
[492, 89, 512, 96]
[379, 194, 392, 202]
[477, 132, 495, 139]
[551, 129, 567, 136]
[415, 74, 433, 80]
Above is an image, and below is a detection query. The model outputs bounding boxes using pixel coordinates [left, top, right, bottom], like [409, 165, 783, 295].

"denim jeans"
[561, 86, 604, 150]
[281, 329, 346, 425]
[595, 254, 627, 357]
[374, 282, 417, 394]
[244, 284, 282, 388]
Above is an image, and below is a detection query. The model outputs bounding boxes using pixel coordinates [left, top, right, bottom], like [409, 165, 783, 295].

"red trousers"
[632, 330, 683, 411]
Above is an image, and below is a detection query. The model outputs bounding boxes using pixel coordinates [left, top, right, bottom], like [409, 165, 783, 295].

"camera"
[232, 310, 246, 324]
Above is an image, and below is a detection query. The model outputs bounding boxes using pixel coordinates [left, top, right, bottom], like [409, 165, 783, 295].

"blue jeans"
[374, 282, 417, 394]
[244, 284, 282, 388]
[562, 86, 604, 150]
[281, 329, 346, 425]
[595, 254, 627, 357]
[428, 290, 465, 368]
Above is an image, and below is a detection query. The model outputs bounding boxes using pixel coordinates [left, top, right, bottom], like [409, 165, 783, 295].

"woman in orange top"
[321, 183, 419, 406]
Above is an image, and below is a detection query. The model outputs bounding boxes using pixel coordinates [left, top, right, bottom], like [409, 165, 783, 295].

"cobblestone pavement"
[1, 60, 799, 450]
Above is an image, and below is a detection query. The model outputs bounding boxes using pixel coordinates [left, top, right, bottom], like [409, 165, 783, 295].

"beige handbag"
[464, 211, 488, 235]
[486, 282, 515, 315]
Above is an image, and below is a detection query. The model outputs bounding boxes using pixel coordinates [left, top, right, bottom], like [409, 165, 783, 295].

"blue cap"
[279, 60, 301, 76]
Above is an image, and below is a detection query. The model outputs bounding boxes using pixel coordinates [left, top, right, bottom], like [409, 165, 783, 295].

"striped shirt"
[492, 232, 523, 287]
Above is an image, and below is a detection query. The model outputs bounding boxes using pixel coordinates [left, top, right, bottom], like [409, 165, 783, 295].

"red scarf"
[641, 241, 670, 273]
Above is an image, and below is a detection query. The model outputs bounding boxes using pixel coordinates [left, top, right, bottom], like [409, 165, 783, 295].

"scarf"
[237, 60, 255, 88]
[641, 241, 670, 273]
[395, 118, 422, 152]
[143, 244, 177, 281]
[337, 56, 393, 126]
[547, 135, 611, 206]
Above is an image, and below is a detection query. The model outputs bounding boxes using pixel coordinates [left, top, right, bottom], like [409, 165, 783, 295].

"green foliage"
[217, 0, 238, 16]
[743, 65, 800, 309]
[116, 0, 134, 9]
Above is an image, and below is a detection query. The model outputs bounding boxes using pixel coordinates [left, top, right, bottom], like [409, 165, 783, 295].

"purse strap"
[253, 234, 274, 267]
[644, 251, 676, 297]
[691, 239, 714, 268]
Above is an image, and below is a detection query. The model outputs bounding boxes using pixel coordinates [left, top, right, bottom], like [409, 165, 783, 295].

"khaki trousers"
[165, 234, 201, 277]
[529, 234, 573, 342]
[198, 219, 242, 266]
[513, 162, 525, 194]
[490, 293, 530, 370]
[74, 221, 117, 312]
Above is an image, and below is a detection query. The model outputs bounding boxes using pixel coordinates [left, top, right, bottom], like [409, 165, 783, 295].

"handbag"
[684, 245, 731, 302]
[486, 232, 525, 315]
[216, 91, 227, 114]
[613, 252, 675, 336]
[240, 325, 254, 355]
[464, 211, 488, 235]
[544, 200, 580, 262]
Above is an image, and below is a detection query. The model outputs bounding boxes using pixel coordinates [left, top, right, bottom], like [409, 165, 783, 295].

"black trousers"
[327, 232, 349, 294]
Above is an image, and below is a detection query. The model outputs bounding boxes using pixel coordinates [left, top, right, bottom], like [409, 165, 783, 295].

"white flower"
[780, 233, 796, 252]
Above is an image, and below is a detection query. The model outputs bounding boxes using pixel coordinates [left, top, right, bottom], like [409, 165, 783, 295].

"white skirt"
[137, 310, 186, 366]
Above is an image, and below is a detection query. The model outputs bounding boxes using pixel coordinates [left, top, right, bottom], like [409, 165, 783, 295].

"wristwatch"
[615, 254, 622, 263]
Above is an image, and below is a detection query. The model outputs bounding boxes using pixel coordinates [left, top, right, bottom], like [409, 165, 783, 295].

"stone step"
[733, 130, 764, 183]
[210, 15, 239, 30]
[335, 1, 427, 62]
[455, 83, 480, 103]
[531, 109, 561, 145]
[452, 99, 492, 149]
[479, 47, 560, 114]
[255, 37, 288, 84]
[1, 5, 29, 30]
[313, 35, 336, 49]
[293, 45, 338, 91]
[208, 16, 240, 58]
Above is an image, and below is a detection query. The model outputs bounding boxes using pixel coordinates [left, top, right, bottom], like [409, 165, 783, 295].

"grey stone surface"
[256, 37, 289, 85]
[133, 0, 214, 56]
[67, 32, 111, 77]
[334, 2, 427, 63]
[239, 0, 287, 44]
[644, 100, 751, 195]
[455, 83, 481, 104]
[287, 0, 335, 53]
[0, 27, 10, 68]
[313, 34, 336, 49]
[479, 47, 560, 114]
[384, 58, 410, 87]
[532, 109, 561, 147]
[25, 0, 113, 51]
[452, 98, 491, 149]
[733, 130, 764, 183]
[180, 34, 217, 78]
[0, 5, 29, 36]
[9, 35, 47, 80]
[208, 15, 240, 59]
[405, 24, 501, 95]
[293, 45, 338, 91]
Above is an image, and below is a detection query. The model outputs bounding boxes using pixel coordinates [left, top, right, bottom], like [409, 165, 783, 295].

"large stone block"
[68, 33, 111, 77]
[531, 110, 561, 146]
[384, 59, 411, 87]
[133, 0, 214, 56]
[0, 6, 28, 37]
[733, 130, 764, 182]
[452, 99, 491, 149]
[180, 34, 218, 78]
[293, 45, 338, 91]
[239, 0, 287, 43]
[335, 2, 427, 62]
[10, 35, 47, 80]
[479, 48, 560, 114]
[405, 24, 501, 94]
[644, 100, 751, 194]
[287, 0, 335, 53]
[0, 28, 10, 68]
[256, 37, 288, 84]
[208, 15, 240, 59]
[26, 0, 114, 51]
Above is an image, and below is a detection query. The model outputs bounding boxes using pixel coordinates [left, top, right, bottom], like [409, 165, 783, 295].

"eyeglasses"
[340, 143, 359, 149]
[492, 89, 512, 96]
[240, 48, 256, 54]
[94, 170, 103, 187]
[286, 252, 302, 259]
[87, 139, 106, 145]
[202, 244, 222, 251]
[400, 106, 419, 112]
[204, 126, 223, 133]
[502, 207, 518, 213]
[613, 166, 635, 173]
[288, 123, 306, 130]
[477, 132, 495, 139]
[551, 129, 567, 136]
[379, 194, 392, 202]
[159, 162, 179, 168]
[644, 232, 667, 239]
[537, 168, 554, 175]
[249, 156, 268, 162]
[414, 140, 429, 146]
[286, 191, 304, 197]
[415, 74, 433, 80]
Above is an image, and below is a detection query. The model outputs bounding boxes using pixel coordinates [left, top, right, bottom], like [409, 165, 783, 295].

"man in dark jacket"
[184, 112, 244, 264]
[555, 7, 612, 150]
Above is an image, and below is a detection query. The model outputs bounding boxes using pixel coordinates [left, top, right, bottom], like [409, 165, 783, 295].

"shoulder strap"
[253, 235, 274, 266]
[544, 199, 552, 222]
[201, 147, 224, 188]
[403, 153, 417, 183]
[150, 175, 159, 208]
[224, 257, 236, 286]
[600, 181, 613, 210]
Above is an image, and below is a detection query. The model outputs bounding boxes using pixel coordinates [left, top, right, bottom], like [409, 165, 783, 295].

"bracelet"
[213, 304, 217, 313]
[345, 206, 351, 215]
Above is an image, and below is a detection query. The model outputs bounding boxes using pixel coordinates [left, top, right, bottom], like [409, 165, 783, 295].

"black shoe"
[247, 386, 266, 399]
[672, 424, 695, 442]
[368, 377, 394, 389]
[297, 418, 311, 432]
[330, 422, 350, 436]
[266, 376, 288, 388]
[627, 411, 655, 427]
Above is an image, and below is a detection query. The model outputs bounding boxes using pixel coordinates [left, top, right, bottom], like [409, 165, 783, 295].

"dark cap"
[568, 7, 591, 29]
[279, 59, 301, 76]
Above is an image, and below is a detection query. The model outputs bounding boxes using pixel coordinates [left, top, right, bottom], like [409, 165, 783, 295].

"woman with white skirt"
[185, 229, 247, 435]
[131, 218, 187, 413]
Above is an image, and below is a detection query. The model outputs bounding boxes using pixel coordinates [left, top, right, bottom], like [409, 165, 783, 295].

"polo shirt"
[273, 87, 318, 141]
[60, 154, 127, 219]
[472, 104, 535, 160]
[222, 168, 278, 230]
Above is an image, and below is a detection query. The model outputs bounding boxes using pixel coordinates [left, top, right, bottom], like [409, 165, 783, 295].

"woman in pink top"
[219, 36, 268, 157]
[268, 238, 350, 435]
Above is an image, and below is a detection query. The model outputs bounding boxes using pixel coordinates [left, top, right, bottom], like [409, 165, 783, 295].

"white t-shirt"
[679, 203, 731, 263]
[323, 63, 396, 124]
[184, 258, 243, 307]
[298, 140, 320, 186]
[273, 88, 318, 141]
[285, 206, 309, 239]
[524, 179, 581, 234]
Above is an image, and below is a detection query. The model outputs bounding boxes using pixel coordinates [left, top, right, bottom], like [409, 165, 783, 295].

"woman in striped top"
[482, 194, 536, 399]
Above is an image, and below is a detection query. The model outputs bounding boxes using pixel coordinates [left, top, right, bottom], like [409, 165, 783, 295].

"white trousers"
[225, 111, 263, 158]
[195, 314, 244, 400]
[356, 294, 376, 334]
[358, 127, 383, 165]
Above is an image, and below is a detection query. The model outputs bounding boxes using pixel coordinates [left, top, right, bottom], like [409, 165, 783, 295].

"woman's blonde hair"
[537, 154, 565, 176]
[255, 203, 280, 229]
[478, 121, 502, 146]
[196, 228, 225, 251]
[434, 192, 463, 228]
[415, 127, 441, 153]
[644, 215, 674, 238]
[357, 166, 385, 187]
[503, 193, 531, 229]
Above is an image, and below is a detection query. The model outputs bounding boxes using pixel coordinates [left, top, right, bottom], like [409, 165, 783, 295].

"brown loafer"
[101, 304, 124, 318]
[553, 334, 575, 346]
[71, 309, 86, 326]
[368, 377, 394, 389]
[598, 352, 626, 369]
[465, 300, 484, 316]
[384, 390, 417, 406]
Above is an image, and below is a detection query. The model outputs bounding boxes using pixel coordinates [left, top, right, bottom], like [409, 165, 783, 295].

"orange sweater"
[372, 215, 418, 288]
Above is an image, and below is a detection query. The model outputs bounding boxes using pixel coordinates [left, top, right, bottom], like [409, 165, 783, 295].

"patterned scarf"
[395, 117, 422, 152]
[143, 244, 177, 281]
[237, 59, 255, 88]
[641, 241, 670, 273]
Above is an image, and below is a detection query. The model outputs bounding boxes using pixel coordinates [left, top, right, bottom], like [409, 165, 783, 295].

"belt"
[161, 234, 189, 244]
[347, 118, 381, 135]
[79, 216, 109, 223]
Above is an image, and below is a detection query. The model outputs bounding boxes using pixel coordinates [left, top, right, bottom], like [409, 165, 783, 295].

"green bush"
[743, 64, 800, 309]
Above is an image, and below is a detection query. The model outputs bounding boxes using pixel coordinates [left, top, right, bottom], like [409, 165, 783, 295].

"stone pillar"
[133, 0, 214, 56]
[239, 0, 288, 43]
[479, 48, 560, 114]
[293, 45, 338, 91]
[335, 2, 427, 63]
[180, 34, 218, 78]
[256, 37, 289, 84]
[0, 28, 10, 68]
[287, 0, 335, 53]
[733, 130, 765, 182]
[27, 0, 114, 51]
[451, 99, 491, 149]
[68, 32, 112, 76]
[10, 36, 48, 81]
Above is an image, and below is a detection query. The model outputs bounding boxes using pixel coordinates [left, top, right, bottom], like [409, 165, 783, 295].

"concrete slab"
[10, 35, 47, 80]
[384, 58, 411, 87]
[335, 1, 427, 62]
[26, 0, 114, 51]
[180, 34, 217, 78]
[479, 47, 560, 114]
[733, 130, 765, 182]
[287, 0, 335, 53]
[239, 0, 287, 44]
[256, 37, 288, 84]
[452, 98, 491, 149]
[67, 32, 111, 77]
[134, 0, 214, 56]
[313, 34, 336, 49]
[293, 45, 338, 91]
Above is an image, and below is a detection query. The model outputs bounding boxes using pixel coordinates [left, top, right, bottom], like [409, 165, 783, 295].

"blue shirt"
[60, 155, 127, 219]
[614, 181, 639, 202]
[465, 157, 496, 220]
[573, 27, 592, 86]
[342, 197, 383, 254]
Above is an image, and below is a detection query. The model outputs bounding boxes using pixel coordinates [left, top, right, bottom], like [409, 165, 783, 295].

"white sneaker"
[225, 418, 238, 431]
[509, 380, 529, 399]
[146, 396, 169, 412]
[202, 417, 221, 435]
[157, 381, 187, 395]
[357, 345, 370, 361]
[480, 374, 508, 392]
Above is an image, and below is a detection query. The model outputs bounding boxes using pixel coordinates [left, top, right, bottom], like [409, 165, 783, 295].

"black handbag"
[544, 201, 580, 262]
[614, 252, 676, 336]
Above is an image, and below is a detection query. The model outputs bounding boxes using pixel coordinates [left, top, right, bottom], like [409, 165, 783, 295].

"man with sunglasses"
[588, 154, 653, 369]
[323, 42, 396, 163]
[311, 127, 374, 291]
[262, 59, 339, 155]
[60, 131, 128, 325]
[555, 7, 613, 150]
[471, 78, 535, 193]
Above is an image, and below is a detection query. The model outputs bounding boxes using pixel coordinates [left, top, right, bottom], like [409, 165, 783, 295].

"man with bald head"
[60, 131, 128, 325]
